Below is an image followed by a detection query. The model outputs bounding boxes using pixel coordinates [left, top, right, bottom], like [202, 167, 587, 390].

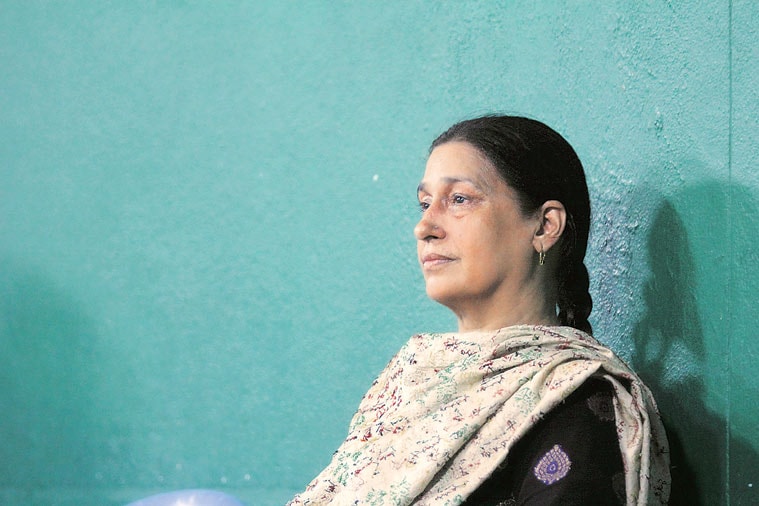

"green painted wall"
[1, 2, 756, 505]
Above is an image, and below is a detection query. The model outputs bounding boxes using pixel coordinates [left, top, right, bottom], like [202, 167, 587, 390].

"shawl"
[288, 325, 670, 505]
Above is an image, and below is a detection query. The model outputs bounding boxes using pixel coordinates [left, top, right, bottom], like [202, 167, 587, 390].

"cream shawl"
[288, 325, 670, 505]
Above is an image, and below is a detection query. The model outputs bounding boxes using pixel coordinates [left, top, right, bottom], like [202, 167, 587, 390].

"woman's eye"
[452, 194, 468, 204]
[419, 201, 430, 212]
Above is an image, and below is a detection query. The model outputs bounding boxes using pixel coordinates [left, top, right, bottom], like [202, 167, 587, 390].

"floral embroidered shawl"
[288, 325, 670, 505]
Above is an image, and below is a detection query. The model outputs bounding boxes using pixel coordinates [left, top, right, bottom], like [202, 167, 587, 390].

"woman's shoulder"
[464, 379, 625, 505]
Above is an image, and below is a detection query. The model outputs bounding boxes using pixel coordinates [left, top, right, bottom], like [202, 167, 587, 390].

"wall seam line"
[726, 0, 734, 503]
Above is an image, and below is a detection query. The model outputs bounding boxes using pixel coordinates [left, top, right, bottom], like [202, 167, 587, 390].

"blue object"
[125, 489, 246, 506]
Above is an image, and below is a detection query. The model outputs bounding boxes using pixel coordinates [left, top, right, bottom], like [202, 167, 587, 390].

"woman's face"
[415, 141, 539, 313]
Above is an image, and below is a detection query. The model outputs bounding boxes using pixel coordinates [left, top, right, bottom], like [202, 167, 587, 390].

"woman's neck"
[455, 308, 559, 333]
[451, 283, 560, 333]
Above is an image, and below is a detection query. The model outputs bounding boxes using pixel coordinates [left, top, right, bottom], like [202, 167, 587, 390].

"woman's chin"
[425, 286, 462, 311]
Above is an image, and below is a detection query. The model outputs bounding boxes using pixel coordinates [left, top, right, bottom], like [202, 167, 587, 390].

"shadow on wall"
[725, 183, 759, 506]
[631, 181, 759, 506]
[0, 259, 103, 497]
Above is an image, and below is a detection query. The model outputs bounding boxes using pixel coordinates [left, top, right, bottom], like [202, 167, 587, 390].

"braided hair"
[431, 115, 593, 334]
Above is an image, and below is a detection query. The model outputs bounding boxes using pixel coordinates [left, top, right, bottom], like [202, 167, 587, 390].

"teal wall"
[1, 2, 756, 505]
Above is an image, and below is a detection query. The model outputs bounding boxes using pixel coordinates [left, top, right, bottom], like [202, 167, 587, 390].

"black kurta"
[463, 380, 625, 505]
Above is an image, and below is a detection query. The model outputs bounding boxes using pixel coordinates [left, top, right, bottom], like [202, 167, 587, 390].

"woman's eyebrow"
[417, 177, 483, 194]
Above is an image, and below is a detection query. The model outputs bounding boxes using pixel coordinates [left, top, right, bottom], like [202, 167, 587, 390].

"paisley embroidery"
[587, 390, 615, 422]
[533, 444, 572, 485]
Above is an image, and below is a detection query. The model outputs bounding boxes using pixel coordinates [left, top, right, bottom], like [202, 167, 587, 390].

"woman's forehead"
[420, 142, 499, 187]
[420, 142, 505, 194]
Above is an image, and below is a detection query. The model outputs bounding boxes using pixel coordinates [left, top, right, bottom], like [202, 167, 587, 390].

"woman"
[288, 115, 670, 505]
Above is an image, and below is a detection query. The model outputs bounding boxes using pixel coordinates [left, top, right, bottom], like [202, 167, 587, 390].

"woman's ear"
[533, 200, 566, 253]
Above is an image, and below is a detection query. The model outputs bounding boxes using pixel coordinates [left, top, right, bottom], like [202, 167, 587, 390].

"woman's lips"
[421, 253, 455, 269]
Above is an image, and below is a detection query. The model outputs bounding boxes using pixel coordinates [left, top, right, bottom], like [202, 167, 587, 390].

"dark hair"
[431, 115, 593, 334]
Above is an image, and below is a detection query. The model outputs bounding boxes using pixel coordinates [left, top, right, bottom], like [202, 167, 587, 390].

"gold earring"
[539, 245, 546, 266]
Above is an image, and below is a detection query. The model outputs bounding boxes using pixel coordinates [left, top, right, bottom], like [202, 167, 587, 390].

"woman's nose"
[414, 206, 444, 241]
